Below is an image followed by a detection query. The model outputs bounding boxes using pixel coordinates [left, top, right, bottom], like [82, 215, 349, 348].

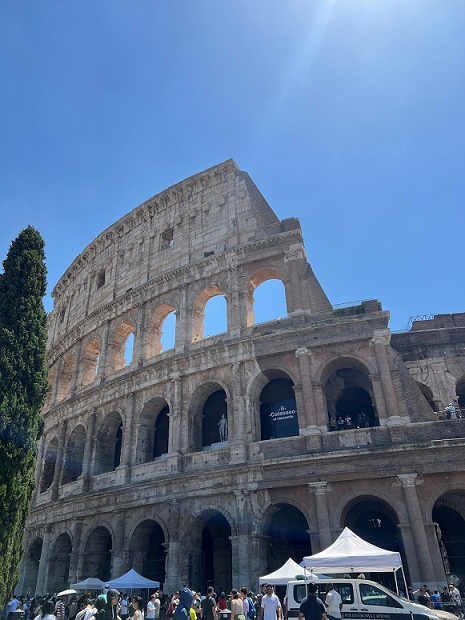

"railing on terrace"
[332, 298, 374, 309]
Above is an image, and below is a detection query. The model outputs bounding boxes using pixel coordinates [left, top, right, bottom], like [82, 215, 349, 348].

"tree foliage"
[0, 226, 48, 604]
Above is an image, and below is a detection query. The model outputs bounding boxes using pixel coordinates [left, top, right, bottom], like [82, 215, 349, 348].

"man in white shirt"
[259, 585, 281, 620]
[154, 594, 161, 620]
[147, 595, 157, 620]
[324, 584, 342, 620]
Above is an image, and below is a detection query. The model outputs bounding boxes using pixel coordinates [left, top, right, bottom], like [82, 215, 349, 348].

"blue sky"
[1, 0, 464, 331]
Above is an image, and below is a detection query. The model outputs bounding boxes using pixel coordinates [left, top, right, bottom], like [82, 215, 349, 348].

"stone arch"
[94, 411, 124, 474]
[187, 507, 233, 593]
[47, 532, 72, 593]
[245, 266, 288, 327]
[106, 319, 136, 373]
[56, 353, 74, 402]
[40, 435, 58, 492]
[136, 397, 170, 463]
[146, 302, 177, 358]
[333, 488, 408, 529]
[129, 519, 166, 585]
[261, 502, 312, 581]
[188, 380, 231, 452]
[79, 337, 101, 387]
[432, 489, 465, 583]
[62, 424, 86, 484]
[339, 493, 407, 587]
[319, 356, 378, 431]
[82, 525, 113, 582]
[257, 369, 299, 441]
[191, 284, 227, 343]
[22, 537, 43, 594]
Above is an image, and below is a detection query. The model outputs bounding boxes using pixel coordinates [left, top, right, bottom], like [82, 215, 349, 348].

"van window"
[359, 584, 403, 609]
[319, 584, 354, 606]
[292, 583, 354, 606]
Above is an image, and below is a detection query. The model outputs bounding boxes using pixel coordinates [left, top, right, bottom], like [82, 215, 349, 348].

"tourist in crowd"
[34, 602, 56, 620]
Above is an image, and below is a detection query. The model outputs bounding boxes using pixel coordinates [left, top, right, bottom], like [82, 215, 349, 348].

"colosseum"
[19, 159, 465, 596]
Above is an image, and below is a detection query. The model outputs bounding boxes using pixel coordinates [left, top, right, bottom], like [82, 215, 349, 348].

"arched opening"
[62, 425, 86, 484]
[80, 338, 101, 387]
[137, 398, 170, 463]
[344, 498, 406, 589]
[202, 390, 228, 449]
[130, 520, 166, 586]
[456, 377, 465, 410]
[107, 320, 136, 373]
[22, 537, 42, 594]
[189, 382, 229, 453]
[204, 296, 227, 338]
[260, 377, 299, 441]
[416, 382, 437, 412]
[264, 504, 311, 601]
[56, 354, 74, 402]
[246, 268, 287, 327]
[82, 526, 113, 582]
[324, 365, 377, 431]
[192, 285, 227, 343]
[94, 412, 123, 474]
[40, 436, 58, 492]
[433, 491, 465, 585]
[47, 533, 72, 593]
[189, 511, 232, 594]
[147, 304, 176, 358]
[253, 279, 287, 324]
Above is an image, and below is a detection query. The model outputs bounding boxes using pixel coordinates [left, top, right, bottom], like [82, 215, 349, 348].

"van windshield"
[292, 583, 354, 605]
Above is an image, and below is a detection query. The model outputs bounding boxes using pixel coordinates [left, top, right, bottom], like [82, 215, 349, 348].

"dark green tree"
[0, 226, 48, 604]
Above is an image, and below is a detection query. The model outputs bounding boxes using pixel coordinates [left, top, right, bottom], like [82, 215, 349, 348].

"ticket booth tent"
[301, 528, 406, 594]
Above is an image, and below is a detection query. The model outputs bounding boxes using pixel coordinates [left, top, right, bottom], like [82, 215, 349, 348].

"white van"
[286, 578, 453, 620]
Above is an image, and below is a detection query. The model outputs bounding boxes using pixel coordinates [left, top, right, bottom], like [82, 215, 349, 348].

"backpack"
[246, 598, 255, 620]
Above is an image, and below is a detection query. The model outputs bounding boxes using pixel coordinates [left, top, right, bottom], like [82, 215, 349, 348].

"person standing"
[258, 585, 281, 620]
[200, 588, 217, 620]
[147, 596, 156, 620]
[298, 584, 326, 620]
[153, 595, 160, 620]
[323, 584, 342, 620]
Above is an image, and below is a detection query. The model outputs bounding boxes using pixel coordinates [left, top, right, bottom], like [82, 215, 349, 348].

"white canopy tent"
[259, 558, 328, 585]
[70, 577, 106, 590]
[107, 569, 160, 590]
[301, 528, 406, 593]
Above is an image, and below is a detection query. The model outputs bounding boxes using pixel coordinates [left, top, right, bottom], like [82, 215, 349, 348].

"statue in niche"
[218, 413, 228, 442]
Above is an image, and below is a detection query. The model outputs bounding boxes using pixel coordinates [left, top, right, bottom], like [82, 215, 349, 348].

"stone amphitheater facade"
[19, 160, 465, 596]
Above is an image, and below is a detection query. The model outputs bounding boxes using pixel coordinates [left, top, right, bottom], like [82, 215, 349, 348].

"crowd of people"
[2, 580, 464, 620]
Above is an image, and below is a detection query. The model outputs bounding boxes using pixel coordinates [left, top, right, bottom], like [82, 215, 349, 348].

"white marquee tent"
[259, 558, 309, 585]
[107, 568, 160, 590]
[301, 527, 405, 593]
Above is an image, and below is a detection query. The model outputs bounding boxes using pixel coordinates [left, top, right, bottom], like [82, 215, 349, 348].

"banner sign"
[261, 398, 299, 439]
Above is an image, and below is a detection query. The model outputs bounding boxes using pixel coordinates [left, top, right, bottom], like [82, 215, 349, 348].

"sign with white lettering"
[260, 398, 299, 439]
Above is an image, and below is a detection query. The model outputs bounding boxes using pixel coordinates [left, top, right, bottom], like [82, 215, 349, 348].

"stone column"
[120, 392, 136, 469]
[230, 362, 247, 463]
[50, 358, 62, 408]
[397, 523, 421, 586]
[284, 247, 304, 313]
[176, 284, 189, 351]
[371, 330, 401, 422]
[228, 266, 243, 338]
[164, 540, 181, 593]
[111, 516, 126, 578]
[33, 436, 46, 501]
[52, 420, 68, 500]
[308, 482, 332, 550]
[81, 408, 97, 484]
[295, 348, 319, 431]
[169, 375, 182, 454]
[68, 519, 83, 585]
[134, 303, 146, 367]
[396, 474, 435, 583]
[70, 339, 83, 396]
[36, 526, 52, 595]
[424, 522, 447, 585]
[312, 383, 329, 429]
[97, 319, 111, 380]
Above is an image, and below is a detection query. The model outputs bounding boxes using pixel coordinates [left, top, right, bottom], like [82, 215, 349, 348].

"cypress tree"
[0, 226, 48, 604]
